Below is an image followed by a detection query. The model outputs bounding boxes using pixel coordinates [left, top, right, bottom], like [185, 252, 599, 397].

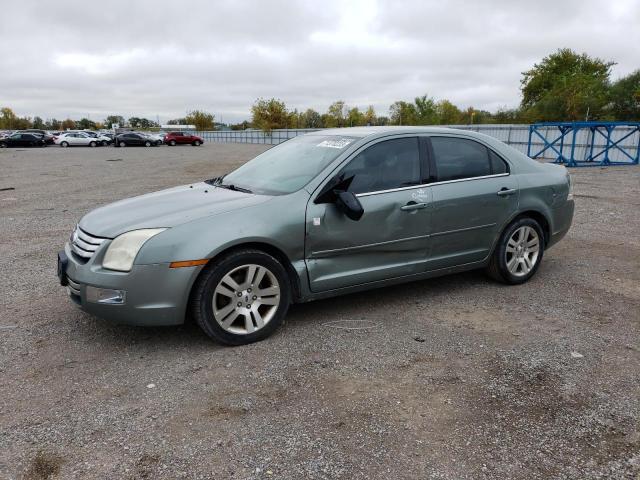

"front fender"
[134, 190, 310, 267]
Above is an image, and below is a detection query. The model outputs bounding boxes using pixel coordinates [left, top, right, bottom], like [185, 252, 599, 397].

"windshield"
[221, 135, 357, 195]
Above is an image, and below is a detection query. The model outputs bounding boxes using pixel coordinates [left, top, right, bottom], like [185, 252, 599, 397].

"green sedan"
[58, 127, 574, 345]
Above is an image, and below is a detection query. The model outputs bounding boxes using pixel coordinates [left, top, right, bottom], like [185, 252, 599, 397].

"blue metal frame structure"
[527, 122, 640, 167]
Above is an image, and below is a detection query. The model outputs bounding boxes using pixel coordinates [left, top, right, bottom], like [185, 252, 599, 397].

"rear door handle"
[497, 188, 517, 197]
[401, 202, 428, 211]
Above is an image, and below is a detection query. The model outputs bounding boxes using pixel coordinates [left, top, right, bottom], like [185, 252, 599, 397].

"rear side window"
[489, 150, 508, 174]
[338, 137, 420, 194]
[430, 137, 508, 182]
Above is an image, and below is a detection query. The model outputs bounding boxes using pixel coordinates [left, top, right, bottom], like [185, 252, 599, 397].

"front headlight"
[102, 228, 166, 272]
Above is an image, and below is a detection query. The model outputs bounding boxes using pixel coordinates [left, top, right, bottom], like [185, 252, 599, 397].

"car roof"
[306, 126, 478, 138]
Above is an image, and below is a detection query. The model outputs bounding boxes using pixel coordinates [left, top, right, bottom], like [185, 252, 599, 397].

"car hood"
[79, 182, 271, 238]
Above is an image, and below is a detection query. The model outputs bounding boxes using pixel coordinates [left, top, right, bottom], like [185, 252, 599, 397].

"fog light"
[86, 286, 126, 304]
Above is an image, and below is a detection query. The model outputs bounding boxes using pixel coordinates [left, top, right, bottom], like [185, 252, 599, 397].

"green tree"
[608, 70, 640, 121]
[521, 48, 614, 121]
[346, 107, 365, 126]
[251, 98, 289, 132]
[363, 105, 376, 126]
[435, 100, 462, 124]
[414, 95, 437, 124]
[104, 115, 125, 128]
[0, 107, 30, 129]
[301, 108, 322, 128]
[32, 116, 45, 129]
[185, 110, 215, 130]
[60, 118, 76, 130]
[77, 118, 97, 130]
[389, 101, 417, 125]
[326, 101, 347, 127]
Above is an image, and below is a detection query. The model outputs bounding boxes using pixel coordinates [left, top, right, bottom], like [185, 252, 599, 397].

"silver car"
[58, 127, 574, 345]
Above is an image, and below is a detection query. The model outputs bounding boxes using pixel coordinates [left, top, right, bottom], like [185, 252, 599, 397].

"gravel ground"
[0, 144, 638, 480]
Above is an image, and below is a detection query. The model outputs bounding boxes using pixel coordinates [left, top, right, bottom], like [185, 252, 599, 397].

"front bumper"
[60, 242, 201, 326]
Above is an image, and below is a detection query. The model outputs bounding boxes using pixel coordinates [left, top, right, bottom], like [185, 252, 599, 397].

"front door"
[426, 135, 519, 270]
[305, 136, 431, 292]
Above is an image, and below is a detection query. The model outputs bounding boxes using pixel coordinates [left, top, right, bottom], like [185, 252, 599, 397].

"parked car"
[164, 131, 203, 146]
[77, 130, 113, 146]
[145, 132, 164, 144]
[115, 132, 160, 147]
[23, 129, 55, 144]
[54, 132, 101, 147]
[57, 127, 574, 345]
[0, 132, 47, 147]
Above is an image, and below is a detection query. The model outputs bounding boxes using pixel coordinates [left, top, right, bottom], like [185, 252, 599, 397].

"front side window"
[337, 137, 420, 194]
[431, 137, 509, 182]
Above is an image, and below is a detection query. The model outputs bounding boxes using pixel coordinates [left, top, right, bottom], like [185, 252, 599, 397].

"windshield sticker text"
[316, 138, 353, 149]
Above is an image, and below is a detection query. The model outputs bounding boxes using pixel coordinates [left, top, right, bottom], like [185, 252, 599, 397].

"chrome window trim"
[355, 173, 510, 198]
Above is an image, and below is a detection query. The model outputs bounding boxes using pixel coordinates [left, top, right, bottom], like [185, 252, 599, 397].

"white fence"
[196, 125, 640, 163]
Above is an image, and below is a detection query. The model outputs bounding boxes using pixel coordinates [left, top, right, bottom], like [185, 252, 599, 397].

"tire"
[486, 217, 544, 285]
[193, 140, 201, 146]
[60, 141, 69, 148]
[144, 141, 151, 147]
[191, 249, 291, 345]
[102, 141, 109, 146]
[89, 141, 96, 148]
[119, 142, 126, 147]
[169, 140, 176, 146]
[0, 142, 6, 148]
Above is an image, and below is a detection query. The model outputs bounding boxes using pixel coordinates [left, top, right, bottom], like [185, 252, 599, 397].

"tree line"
[0, 110, 215, 132]
[1, 49, 638, 132]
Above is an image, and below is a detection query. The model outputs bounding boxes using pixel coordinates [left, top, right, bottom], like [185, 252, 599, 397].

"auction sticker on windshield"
[316, 138, 354, 149]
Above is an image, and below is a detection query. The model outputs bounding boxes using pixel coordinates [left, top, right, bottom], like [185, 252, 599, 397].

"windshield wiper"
[205, 176, 252, 193]
[218, 183, 253, 194]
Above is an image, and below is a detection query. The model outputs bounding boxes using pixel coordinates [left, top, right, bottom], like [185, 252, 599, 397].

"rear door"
[426, 135, 518, 270]
[305, 136, 432, 292]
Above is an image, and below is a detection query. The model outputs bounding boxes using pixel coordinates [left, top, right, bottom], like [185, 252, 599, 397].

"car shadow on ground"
[76, 268, 503, 349]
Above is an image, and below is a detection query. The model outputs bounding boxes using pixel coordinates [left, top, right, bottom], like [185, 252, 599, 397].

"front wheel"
[486, 217, 544, 284]
[119, 142, 126, 147]
[169, 140, 176, 146]
[191, 249, 291, 345]
[144, 141, 151, 147]
[0, 142, 7, 148]
[193, 140, 201, 146]
[89, 141, 96, 148]
[60, 141, 69, 148]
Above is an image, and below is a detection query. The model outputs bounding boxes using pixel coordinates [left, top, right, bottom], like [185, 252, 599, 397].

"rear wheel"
[102, 140, 109, 146]
[119, 142, 126, 147]
[191, 249, 291, 345]
[0, 142, 7, 148]
[486, 217, 544, 284]
[169, 140, 176, 146]
[144, 141, 151, 147]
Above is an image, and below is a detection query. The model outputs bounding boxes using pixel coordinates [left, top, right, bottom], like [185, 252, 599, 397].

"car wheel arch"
[193, 241, 302, 302]
[487, 208, 551, 263]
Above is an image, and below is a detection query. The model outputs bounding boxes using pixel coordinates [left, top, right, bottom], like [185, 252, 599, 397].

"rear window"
[431, 137, 508, 182]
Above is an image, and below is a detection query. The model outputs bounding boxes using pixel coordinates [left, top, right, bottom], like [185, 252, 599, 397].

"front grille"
[70, 226, 108, 260]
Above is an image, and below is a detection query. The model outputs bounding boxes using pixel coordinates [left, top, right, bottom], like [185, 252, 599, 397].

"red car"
[163, 131, 204, 146]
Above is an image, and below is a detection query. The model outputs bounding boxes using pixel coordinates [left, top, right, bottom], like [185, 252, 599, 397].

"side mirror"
[335, 190, 364, 221]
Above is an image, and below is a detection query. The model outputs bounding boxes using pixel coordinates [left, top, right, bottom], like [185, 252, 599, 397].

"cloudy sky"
[1, 0, 638, 123]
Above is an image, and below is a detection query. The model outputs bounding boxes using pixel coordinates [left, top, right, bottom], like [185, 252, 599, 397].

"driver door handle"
[401, 202, 428, 211]
[497, 188, 517, 197]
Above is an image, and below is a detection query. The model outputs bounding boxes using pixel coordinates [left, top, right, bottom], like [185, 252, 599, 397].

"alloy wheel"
[212, 264, 281, 335]
[505, 226, 540, 277]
